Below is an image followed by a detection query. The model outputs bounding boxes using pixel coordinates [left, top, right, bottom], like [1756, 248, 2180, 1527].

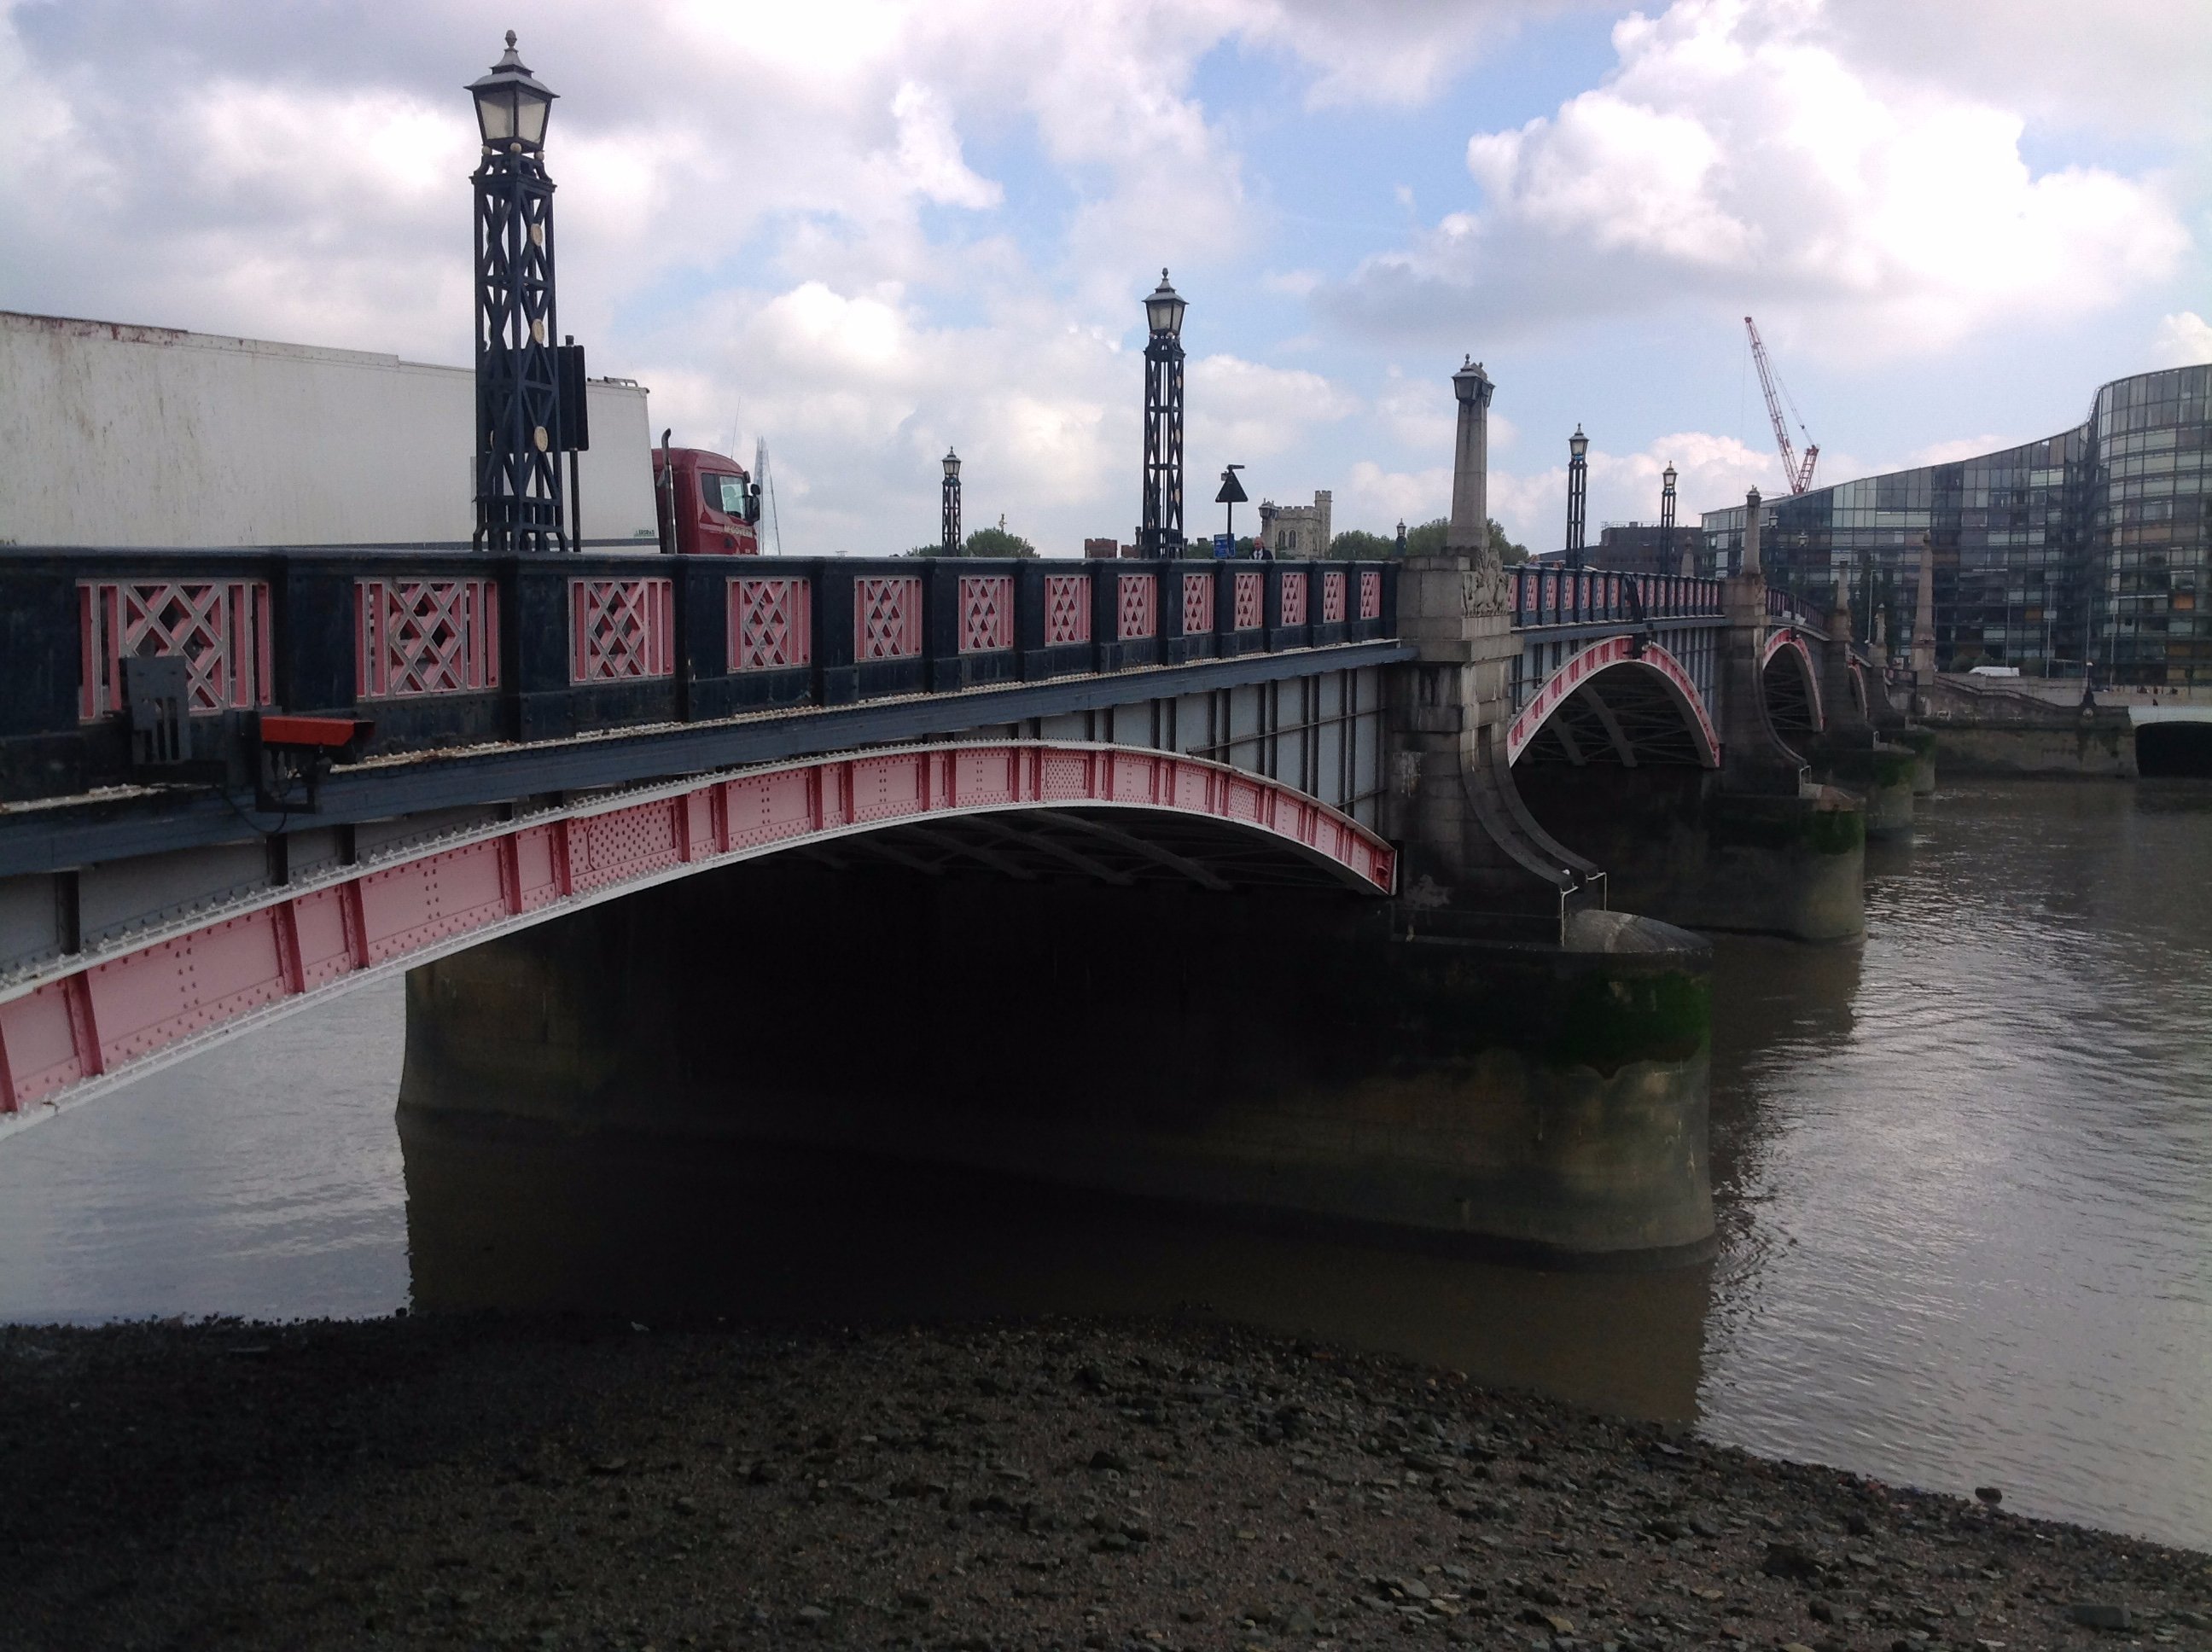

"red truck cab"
[654, 445, 762, 555]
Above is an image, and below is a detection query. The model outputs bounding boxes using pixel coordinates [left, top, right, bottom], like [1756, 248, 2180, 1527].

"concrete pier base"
[1818, 742, 1918, 838]
[1514, 767, 1866, 942]
[1898, 726, 1938, 795]
[399, 856, 1714, 1265]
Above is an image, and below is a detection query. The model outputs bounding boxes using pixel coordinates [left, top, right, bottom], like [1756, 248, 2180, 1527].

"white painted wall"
[0, 311, 658, 547]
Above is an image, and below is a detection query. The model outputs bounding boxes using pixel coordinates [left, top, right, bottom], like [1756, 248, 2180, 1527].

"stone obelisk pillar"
[1388, 358, 1598, 914]
[1909, 532, 1937, 684]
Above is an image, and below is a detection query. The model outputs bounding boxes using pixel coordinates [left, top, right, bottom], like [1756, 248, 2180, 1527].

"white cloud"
[2151, 312, 2212, 369]
[1328, 0, 2192, 358]
[888, 82, 1004, 211]
[1909, 434, 2011, 467]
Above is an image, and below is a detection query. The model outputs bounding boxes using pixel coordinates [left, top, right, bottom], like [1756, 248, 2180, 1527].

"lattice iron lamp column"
[469, 32, 564, 553]
[941, 448, 962, 556]
[1565, 425, 1589, 568]
[1660, 460, 1679, 574]
[1140, 270, 1187, 558]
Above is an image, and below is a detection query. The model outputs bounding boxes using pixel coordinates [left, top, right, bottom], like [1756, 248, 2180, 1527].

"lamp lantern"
[1144, 270, 1187, 340]
[469, 31, 556, 151]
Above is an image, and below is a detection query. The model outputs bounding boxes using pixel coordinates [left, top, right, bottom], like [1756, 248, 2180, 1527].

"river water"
[1, 777, 2207, 1552]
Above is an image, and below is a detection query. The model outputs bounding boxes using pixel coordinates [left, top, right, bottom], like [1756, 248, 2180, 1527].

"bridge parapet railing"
[1508, 563, 1722, 629]
[0, 547, 1398, 802]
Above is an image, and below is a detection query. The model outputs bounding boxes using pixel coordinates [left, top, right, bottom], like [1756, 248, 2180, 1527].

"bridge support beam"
[398, 858, 1715, 1265]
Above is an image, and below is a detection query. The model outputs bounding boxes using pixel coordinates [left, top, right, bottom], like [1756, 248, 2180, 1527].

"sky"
[2, 0, 2208, 556]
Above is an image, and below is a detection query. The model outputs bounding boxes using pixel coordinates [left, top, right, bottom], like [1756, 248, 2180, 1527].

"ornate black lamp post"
[1394, 519, 1407, 556]
[1564, 425, 1589, 568]
[1660, 460, 1678, 573]
[1140, 270, 1187, 558]
[469, 32, 563, 553]
[941, 447, 962, 555]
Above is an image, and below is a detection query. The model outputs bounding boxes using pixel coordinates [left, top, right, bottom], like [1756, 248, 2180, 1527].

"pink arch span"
[1760, 627, 1825, 729]
[1505, 637, 1720, 767]
[0, 742, 1394, 1134]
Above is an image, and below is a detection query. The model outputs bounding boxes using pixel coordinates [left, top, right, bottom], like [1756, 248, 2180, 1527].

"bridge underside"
[0, 742, 1394, 1131]
[1761, 638, 1823, 745]
[399, 847, 1716, 1263]
[1515, 666, 1716, 769]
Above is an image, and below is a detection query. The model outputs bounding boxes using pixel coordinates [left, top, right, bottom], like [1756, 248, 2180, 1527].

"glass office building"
[1698, 363, 2212, 682]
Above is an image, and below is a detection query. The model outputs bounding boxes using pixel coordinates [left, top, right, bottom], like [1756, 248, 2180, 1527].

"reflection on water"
[1698, 779, 2212, 1553]
[0, 780, 2207, 1550]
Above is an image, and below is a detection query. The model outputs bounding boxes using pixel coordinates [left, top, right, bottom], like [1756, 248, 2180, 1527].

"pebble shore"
[2, 1315, 2204, 1651]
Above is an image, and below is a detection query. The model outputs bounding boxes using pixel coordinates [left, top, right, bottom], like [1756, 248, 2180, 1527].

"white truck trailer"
[0, 310, 661, 548]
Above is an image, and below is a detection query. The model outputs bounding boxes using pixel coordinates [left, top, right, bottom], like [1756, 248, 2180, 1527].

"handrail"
[0, 550, 1400, 806]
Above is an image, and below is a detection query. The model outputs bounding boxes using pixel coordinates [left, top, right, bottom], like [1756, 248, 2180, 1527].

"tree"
[963, 524, 1037, 558]
[910, 524, 1038, 558]
[1330, 518, 1528, 561]
[1327, 529, 1396, 561]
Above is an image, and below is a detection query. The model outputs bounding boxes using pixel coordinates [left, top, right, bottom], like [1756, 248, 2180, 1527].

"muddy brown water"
[1, 778, 2206, 1551]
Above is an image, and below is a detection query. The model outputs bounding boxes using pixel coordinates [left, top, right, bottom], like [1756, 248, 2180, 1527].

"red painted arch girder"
[1760, 627, 1825, 729]
[0, 742, 1394, 1135]
[1505, 637, 1720, 767]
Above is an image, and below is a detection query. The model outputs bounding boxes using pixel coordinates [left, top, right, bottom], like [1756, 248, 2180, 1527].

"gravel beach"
[2, 1315, 2203, 1652]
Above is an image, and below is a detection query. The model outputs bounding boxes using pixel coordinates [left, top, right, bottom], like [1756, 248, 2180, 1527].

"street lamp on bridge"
[941, 447, 962, 556]
[469, 32, 565, 553]
[1141, 270, 1187, 558]
[1660, 460, 1679, 574]
[1565, 424, 1589, 569]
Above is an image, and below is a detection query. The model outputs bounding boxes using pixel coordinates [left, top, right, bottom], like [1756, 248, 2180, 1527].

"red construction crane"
[1744, 316, 1819, 493]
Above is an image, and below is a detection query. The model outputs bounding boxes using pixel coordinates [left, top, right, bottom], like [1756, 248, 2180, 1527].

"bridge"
[0, 364, 1918, 1264]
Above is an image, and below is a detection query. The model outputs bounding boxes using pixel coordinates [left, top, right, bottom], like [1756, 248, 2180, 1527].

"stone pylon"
[1715, 486, 1802, 792]
[1909, 531, 1937, 684]
[1823, 580, 1871, 737]
[1388, 358, 1598, 918]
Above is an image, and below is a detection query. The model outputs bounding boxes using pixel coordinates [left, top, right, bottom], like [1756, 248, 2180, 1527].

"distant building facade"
[1699, 363, 2212, 681]
[1259, 490, 1332, 559]
[1592, 522, 1691, 575]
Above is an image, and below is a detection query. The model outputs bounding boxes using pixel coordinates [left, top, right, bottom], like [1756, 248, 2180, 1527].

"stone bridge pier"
[1799, 585, 1918, 837]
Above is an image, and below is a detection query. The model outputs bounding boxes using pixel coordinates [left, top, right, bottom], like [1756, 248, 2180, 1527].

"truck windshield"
[702, 474, 750, 518]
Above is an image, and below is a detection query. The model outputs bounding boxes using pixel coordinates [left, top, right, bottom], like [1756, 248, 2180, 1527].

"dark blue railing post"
[815, 561, 857, 705]
[0, 556, 83, 755]
[1214, 559, 1242, 656]
[1089, 561, 1121, 673]
[924, 560, 963, 693]
[272, 555, 352, 716]
[1013, 560, 1049, 680]
[509, 555, 573, 742]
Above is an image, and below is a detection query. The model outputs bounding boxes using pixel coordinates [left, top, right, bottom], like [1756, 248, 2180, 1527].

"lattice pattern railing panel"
[1183, 573, 1215, 635]
[570, 578, 675, 682]
[1233, 572, 1264, 631]
[729, 578, 812, 671]
[1279, 572, 1308, 627]
[355, 579, 499, 699]
[958, 576, 1014, 653]
[79, 580, 271, 718]
[854, 576, 923, 660]
[1320, 570, 1347, 623]
[1359, 570, 1382, 620]
[1044, 575, 1091, 645]
[1117, 573, 1156, 641]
